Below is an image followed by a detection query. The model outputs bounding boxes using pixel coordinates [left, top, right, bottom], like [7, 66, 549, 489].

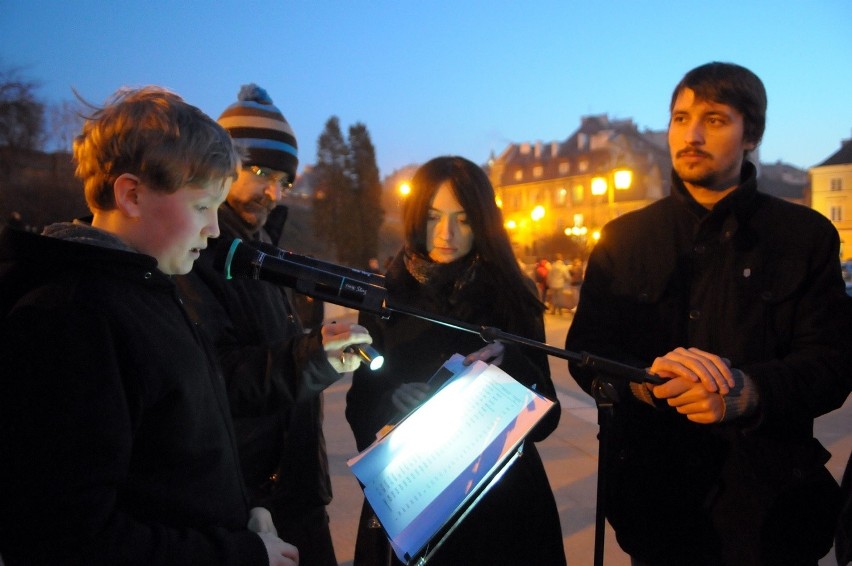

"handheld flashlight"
[348, 344, 384, 371]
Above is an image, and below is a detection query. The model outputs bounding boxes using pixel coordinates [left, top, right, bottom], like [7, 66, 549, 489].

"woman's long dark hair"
[402, 156, 544, 330]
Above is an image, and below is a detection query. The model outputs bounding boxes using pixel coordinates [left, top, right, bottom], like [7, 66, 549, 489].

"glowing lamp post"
[531, 205, 546, 256]
[613, 169, 633, 195]
[590, 177, 607, 229]
[590, 169, 632, 229]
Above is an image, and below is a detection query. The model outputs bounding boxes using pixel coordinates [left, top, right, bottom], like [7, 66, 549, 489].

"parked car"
[842, 260, 852, 296]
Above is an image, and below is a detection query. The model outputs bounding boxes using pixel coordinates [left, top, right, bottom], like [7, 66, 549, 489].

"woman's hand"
[390, 382, 431, 413]
[463, 341, 505, 366]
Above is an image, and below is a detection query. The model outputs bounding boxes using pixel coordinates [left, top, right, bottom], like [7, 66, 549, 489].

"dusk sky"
[2, 1, 851, 177]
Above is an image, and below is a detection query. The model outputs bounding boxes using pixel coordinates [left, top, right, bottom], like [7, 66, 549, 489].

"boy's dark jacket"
[0, 227, 267, 565]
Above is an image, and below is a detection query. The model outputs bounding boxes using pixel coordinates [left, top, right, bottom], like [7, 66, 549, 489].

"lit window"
[831, 206, 843, 222]
[830, 178, 842, 191]
[578, 160, 588, 172]
[533, 165, 543, 178]
[559, 162, 570, 175]
[514, 169, 523, 181]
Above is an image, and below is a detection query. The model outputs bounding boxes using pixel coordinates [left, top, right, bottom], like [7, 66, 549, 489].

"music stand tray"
[348, 354, 556, 564]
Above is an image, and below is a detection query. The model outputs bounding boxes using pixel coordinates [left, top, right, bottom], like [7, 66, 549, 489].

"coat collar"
[670, 161, 763, 241]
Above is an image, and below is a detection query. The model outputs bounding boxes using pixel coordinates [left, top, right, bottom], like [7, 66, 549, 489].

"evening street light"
[591, 177, 608, 198]
[398, 182, 411, 198]
[590, 168, 632, 228]
[613, 169, 633, 194]
[530, 205, 546, 256]
[591, 177, 607, 229]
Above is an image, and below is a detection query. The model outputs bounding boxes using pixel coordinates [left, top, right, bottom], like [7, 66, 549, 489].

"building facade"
[809, 138, 852, 260]
[486, 114, 670, 261]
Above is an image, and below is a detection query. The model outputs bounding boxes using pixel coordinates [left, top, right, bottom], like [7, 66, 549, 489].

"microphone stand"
[387, 301, 661, 384]
[384, 301, 660, 566]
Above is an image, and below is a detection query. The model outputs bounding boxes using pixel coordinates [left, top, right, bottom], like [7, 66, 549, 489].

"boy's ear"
[113, 173, 143, 219]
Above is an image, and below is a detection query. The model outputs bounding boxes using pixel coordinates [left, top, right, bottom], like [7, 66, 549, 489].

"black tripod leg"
[592, 378, 617, 566]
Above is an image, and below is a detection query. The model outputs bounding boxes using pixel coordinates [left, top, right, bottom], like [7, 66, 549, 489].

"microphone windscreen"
[212, 238, 254, 280]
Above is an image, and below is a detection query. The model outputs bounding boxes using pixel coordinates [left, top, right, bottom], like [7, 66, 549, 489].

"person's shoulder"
[756, 193, 837, 233]
[1, 229, 106, 310]
[603, 196, 674, 237]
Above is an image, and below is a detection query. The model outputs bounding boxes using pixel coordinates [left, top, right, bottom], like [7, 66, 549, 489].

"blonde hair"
[73, 86, 241, 211]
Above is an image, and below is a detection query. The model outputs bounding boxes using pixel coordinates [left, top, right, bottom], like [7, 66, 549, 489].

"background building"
[486, 114, 670, 261]
[810, 137, 852, 260]
[486, 114, 819, 263]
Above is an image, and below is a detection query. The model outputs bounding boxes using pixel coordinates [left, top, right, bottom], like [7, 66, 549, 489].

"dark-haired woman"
[346, 156, 566, 565]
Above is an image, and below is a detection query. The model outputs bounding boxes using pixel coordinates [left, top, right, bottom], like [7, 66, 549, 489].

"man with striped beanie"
[178, 84, 374, 566]
[216, 83, 298, 231]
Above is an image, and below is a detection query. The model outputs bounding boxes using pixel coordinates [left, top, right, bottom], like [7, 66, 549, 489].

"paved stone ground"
[322, 306, 851, 565]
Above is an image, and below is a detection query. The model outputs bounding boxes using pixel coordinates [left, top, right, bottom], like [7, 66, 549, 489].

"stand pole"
[591, 377, 617, 566]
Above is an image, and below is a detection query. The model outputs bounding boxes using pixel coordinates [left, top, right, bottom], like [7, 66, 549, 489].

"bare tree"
[47, 99, 85, 152]
[0, 64, 45, 151]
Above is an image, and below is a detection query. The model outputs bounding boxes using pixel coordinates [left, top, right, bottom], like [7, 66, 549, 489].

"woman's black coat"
[346, 252, 565, 565]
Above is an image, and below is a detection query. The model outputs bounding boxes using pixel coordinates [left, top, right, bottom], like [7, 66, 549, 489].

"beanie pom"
[219, 84, 298, 178]
[237, 84, 273, 105]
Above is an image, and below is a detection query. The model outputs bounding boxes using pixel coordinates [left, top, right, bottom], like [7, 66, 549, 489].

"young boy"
[0, 87, 298, 565]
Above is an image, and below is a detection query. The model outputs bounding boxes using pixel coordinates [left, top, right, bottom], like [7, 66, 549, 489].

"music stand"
[348, 354, 557, 565]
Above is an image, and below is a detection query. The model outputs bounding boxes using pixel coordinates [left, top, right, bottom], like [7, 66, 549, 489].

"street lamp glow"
[614, 169, 633, 190]
[531, 205, 546, 221]
[399, 182, 411, 197]
[505, 219, 517, 230]
[591, 177, 608, 196]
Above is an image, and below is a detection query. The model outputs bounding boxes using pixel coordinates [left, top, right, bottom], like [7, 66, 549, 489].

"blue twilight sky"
[2, 0, 851, 178]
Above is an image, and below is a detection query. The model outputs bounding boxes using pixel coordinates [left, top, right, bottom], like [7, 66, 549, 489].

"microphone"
[214, 238, 391, 318]
[250, 241, 386, 287]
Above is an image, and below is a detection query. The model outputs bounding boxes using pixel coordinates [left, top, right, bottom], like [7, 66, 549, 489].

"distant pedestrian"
[546, 253, 569, 314]
[534, 257, 550, 303]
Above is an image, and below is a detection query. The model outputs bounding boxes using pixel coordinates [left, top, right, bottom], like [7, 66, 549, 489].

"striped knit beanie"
[217, 84, 298, 180]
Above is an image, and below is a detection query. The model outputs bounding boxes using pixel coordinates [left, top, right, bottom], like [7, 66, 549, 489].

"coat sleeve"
[498, 307, 561, 442]
[564, 231, 649, 401]
[345, 308, 400, 451]
[178, 256, 340, 418]
[741, 222, 852, 428]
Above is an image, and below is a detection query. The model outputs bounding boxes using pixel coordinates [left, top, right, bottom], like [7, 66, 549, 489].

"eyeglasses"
[245, 165, 293, 190]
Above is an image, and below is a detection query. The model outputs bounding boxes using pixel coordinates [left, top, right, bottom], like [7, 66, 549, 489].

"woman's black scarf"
[401, 247, 486, 313]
